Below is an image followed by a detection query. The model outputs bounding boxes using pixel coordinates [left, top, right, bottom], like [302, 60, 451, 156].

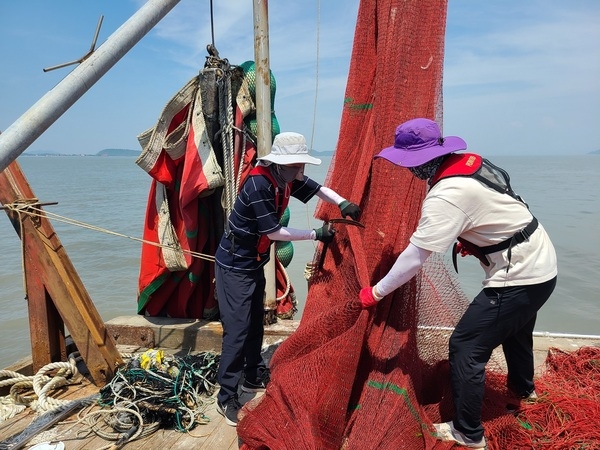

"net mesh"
[237, 0, 599, 448]
[238, 1, 458, 448]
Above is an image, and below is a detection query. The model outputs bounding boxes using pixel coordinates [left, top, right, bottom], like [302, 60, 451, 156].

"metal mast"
[0, 0, 181, 173]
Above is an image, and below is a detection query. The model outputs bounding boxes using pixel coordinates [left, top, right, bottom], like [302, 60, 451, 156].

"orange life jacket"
[431, 153, 526, 204]
[430, 153, 537, 272]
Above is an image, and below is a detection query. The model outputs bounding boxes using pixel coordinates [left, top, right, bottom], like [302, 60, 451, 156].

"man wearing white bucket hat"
[215, 131, 360, 426]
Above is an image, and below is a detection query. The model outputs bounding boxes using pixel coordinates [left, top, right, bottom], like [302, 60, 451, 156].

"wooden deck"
[0, 350, 252, 449]
[0, 383, 246, 449]
[0, 317, 297, 450]
[2, 317, 599, 449]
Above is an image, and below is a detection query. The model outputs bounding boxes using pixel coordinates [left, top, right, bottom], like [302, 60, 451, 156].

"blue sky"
[1, 0, 598, 157]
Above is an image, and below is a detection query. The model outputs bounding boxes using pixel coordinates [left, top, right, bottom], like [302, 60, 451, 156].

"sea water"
[0, 154, 598, 368]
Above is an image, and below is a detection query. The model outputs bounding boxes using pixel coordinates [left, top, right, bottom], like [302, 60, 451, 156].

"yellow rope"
[3, 201, 215, 263]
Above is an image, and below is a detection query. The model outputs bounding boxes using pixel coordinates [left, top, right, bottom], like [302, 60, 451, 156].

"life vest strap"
[480, 216, 538, 256]
[432, 153, 536, 273]
[452, 217, 538, 272]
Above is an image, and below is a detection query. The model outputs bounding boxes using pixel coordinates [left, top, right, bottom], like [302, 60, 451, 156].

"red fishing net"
[497, 346, 600, 449]
[237, 0, 600, 449]
[238, 0, 455, 447]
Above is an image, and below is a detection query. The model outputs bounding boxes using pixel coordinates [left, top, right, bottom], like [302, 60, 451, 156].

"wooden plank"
[32, 407, 233, 450]
[14, 381, 232, 449]
[124, 428, 181, 450]
[0, 387, 94, 447]
[56, 424, 111, 450]
[19, 217, 121, 384]
[0, 411, 36, 442]
[196, 417, 238, 450]
[24, 258, 66, 370]
[0, 161, 123, 385]
[193, 404, 235, 450]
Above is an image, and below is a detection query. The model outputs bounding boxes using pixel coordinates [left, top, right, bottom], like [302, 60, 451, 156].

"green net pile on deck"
[94, 350, 219, 437]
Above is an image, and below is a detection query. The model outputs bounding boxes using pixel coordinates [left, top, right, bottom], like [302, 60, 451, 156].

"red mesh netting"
[237, 0, 600, 448]
[496, 347, 600, 449]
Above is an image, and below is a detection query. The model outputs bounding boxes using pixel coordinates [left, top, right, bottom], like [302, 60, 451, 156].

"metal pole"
[253, 0, 272, 159]
[0, 0, 181, 173]
[253, 0, 277, 314]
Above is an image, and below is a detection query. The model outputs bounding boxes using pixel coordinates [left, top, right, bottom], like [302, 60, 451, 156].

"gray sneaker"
[217, 397, 242, 426]
[434, 421, 487, 449]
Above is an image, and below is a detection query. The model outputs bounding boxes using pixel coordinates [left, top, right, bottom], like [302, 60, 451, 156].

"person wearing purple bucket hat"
[360, 118, 557, 448]
[376, 117, 467, 168]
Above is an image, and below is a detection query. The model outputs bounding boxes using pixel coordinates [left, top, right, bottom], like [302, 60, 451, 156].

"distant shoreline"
[21, 149, 336, 157]
[21, 148, 600, 158]
[22, 149, 141, 157]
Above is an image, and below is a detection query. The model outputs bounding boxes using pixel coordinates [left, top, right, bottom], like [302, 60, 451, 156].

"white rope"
[3, 202, 215, 263]
[235, 131, 247, 195]
[309, 0, 321, 153]
[0, 370, 29, 388]
[80, 407, 146, 442]
[0, 354, 82, 422]
[276, 263, 291, 302]
[220, 70, 236, 221]
[32, 359, 80, 413]
[0, 395, 26, 421]
[302, 0, 323, 244]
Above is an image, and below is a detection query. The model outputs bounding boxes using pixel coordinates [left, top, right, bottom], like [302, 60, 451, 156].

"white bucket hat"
[257, 132, 322, 166]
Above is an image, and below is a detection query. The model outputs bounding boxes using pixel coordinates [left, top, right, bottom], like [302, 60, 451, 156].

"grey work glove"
[338, 200, 361, 221]
[314, 223, 336, 243]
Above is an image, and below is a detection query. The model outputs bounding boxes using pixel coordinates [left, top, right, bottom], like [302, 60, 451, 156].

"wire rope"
[3, 201, 215, 263]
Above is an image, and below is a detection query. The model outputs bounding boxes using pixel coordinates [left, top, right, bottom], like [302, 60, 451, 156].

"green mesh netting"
[240, 60, 281, 141]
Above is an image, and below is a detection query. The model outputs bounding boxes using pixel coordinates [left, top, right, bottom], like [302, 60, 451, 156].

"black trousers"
[215, 264, 267, 404]
[449, 276, 557, 440]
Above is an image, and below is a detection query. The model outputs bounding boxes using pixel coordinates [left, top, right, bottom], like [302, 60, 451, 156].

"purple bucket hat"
[375, 118, 467, 167]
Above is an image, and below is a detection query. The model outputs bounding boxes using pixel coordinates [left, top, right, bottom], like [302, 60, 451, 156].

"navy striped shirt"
[215, 174, 321, 271]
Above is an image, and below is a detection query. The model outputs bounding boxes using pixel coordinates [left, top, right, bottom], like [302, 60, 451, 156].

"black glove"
[338, 200, 361, 221]
[314, 223, 336, 243]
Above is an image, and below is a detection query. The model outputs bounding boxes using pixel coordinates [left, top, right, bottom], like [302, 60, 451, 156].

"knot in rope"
[0, 353, 82, 422]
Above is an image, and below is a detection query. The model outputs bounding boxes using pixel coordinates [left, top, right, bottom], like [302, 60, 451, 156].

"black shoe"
[217, 397, 242, 426]
[508, 384, 538, 400]
[242, 369, 271, 393]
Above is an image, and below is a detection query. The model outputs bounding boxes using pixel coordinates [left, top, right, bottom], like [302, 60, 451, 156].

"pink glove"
[359, 287, 381, 308]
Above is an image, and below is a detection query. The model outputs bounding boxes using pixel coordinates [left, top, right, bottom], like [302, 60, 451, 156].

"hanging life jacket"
[430, 153, 538, 272]
[248, 164, 291, 255]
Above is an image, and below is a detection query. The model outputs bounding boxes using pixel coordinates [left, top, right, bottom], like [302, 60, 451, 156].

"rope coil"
[0, 350, 220, 448]
[0, 353, 82, 422]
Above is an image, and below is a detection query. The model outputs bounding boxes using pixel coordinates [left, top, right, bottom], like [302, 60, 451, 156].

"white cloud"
[443, 1, 600, 155]
[1, 0, 597, 156]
